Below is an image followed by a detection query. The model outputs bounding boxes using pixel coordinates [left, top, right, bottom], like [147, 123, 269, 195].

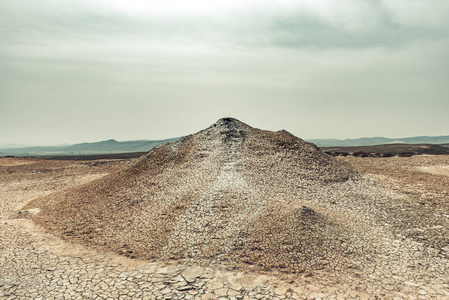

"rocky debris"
[17, 208, 41, 216]
[181, 266, 204, 283]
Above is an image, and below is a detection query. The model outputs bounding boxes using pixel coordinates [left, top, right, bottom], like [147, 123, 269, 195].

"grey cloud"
[1, 0, 448, 51]
[225, 1, 449, 48]
[1, 0, 448, 145]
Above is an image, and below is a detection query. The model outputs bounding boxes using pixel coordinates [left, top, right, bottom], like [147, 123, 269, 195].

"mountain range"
[0, 138, 180, 157]
[1, 135, 449, 157]
[308, 135, 449, 147]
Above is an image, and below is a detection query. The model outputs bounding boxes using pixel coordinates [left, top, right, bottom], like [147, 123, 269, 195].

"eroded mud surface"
[1, 152, 449, 299]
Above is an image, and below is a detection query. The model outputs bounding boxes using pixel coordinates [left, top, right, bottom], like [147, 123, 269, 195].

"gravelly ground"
[1, 137, 449, 298]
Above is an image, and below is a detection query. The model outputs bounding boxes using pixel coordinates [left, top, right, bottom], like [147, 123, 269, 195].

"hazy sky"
[1, 0, 448, 145]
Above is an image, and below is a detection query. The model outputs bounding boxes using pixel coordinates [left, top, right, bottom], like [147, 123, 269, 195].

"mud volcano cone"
[27, 118, 362, 272]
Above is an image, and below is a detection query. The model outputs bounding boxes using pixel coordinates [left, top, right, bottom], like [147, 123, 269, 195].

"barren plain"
[1, 124, 449, 299]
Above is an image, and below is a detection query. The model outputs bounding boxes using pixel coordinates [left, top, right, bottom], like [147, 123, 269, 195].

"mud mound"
[26, 118, 361, 273]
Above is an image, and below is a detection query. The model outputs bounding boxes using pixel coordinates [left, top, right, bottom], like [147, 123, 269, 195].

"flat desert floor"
[1, 155, 448, 299]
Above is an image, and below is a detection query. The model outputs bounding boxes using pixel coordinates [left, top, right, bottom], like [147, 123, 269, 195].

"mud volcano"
[27, 118, 365, 273]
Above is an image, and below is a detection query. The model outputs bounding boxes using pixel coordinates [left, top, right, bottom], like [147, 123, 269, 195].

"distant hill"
[0, 138, 180, 157]
[3, 134, 449, 157]
[309, 135, 449, 147]
[323, 144, 449, 156]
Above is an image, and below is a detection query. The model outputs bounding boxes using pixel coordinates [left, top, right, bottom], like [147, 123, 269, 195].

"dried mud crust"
[341, 156, 449, 253]
[0, 158, 427, 299]
[1, 144, 449, 298]
[26, 119, 368, 273]
[24, 120, 449, 284]
[0, 158, 130, 219]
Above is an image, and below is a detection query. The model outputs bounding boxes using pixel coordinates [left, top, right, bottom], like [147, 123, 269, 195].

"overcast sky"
[1, 0, 448, 145]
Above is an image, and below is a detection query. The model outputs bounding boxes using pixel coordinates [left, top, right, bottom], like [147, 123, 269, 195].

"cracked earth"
[1, 121, 449, 299]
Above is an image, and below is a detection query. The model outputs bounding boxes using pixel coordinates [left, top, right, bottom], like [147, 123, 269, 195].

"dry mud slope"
[16, 118, 449, 298]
